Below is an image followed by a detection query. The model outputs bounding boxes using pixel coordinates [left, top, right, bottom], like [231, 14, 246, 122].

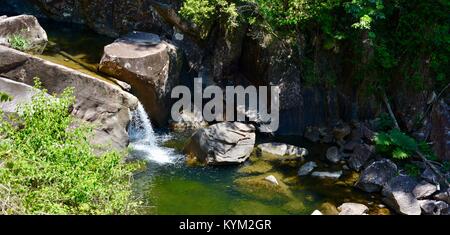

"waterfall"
[128, 102, 177, 164]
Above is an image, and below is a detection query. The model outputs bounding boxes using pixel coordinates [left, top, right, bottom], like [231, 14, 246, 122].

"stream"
[31, 19, 389, 215]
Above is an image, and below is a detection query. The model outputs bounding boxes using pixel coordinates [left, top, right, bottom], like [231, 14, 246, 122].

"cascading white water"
[128, 102, 178, 164]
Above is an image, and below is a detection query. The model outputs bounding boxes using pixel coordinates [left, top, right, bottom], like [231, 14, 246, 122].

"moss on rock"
[234, 172, 294, 201]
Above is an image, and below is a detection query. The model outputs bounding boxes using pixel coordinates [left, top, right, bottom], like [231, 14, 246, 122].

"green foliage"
[179, 0, 239, 37]
[8, 34, 30, 51]
[375, 129, 417, 160]
[179, 0, 449, 90]
[375, 127, 439, 162]
[0, 92, 12, 102]
[0, 79, 140, 214]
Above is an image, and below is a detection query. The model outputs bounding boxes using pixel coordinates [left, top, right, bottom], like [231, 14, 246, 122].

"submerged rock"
[298, 161, 318, 176]
[234, 173, 293, 201]
[356, 159, 398, 193]
[257, 142, 308, 161]
[99, 31, 182, 126]
[311, 171, 342, 179]
[238, 160, 273, 174]
[0, 46, 138, 151]
[184, 122, 256, 165]
[338, 202, 369, 215]
[382, 176, 421, 215]
[319, 202, 339, 215]
[0, 15, 47, 54]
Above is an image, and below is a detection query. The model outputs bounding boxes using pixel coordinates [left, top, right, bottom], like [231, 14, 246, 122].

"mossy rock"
[234, 173, 294, 201]
[282, 200, 306, 214]
[371, 207, 391, 215]
[238, 160, 273, 174]
[335, 171, 360, 187]
[282, 175, 301, 185]
[319, 202, 339, 215]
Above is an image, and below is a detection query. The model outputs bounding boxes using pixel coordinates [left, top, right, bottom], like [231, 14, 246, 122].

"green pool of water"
[133, 132, 388, 215]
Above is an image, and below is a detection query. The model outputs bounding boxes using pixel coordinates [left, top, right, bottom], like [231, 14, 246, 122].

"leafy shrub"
[8, 34, 30, 51]
[375, 129, 417, 160]
[0, 92, 12, 102]
[179, 0, 239, 37]
[0, 79, 140, 214]
[375, 128, 438, 161]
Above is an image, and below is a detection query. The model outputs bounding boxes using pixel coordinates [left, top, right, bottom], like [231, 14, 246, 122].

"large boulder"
[0, 15, 47, 54]
[0, 45, 138, 150]
[348, 144, 375, 171]
[184, 122, 256, 165]
[356, 159, 398, 193]
[99, 31, 182, 127]
[382, 176, 421, 215]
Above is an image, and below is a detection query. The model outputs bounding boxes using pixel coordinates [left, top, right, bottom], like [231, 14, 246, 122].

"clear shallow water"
[132, 132, 388, 215]
[20, 19, 388, 215]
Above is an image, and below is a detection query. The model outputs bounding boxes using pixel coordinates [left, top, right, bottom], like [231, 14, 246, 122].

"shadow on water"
[39, 19, 114, 65]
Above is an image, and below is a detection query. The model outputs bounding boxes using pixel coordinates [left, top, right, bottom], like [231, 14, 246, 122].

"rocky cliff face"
[3, 0, 446, 157]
